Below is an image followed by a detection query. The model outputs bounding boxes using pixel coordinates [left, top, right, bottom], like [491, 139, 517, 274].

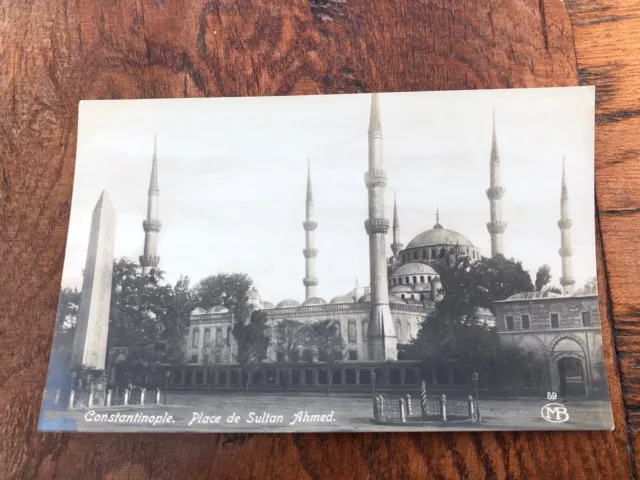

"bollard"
[106, 390, 112, 407]
[124, 389, 130, 406]
[68, 390, 75, 410]
[371, 372, 376, 399]
[54, 389, 61, 405]
[380, 396, 386, 420]
[399, 398, 407, 423]
[156, 388, 161, 405]
[420, 381, 428, 419]
[405, 394, 412, 417]
[140, 388, 146, 405]
[374, 395, 382, 421]
[439, 394, 447, 422]
[468, 395, 475, 421]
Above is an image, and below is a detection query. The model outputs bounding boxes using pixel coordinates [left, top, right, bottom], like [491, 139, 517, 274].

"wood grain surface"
[0, 0, 638, 478]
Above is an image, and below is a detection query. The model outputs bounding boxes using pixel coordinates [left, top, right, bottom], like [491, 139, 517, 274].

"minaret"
[391, 191, 403, 256]
[558, 158, 576, 294]
[302, 158, 318, 300]
[139, 136, 162, 275]
[364, 93, 397, 361]
[486, 111, 507, 257]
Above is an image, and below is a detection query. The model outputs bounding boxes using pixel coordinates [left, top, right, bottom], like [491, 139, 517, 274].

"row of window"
[504, 311, 592, 331]
[401, 247, 478, 263]
[389, 275, 433, 286]
[192, 327, 232, 348]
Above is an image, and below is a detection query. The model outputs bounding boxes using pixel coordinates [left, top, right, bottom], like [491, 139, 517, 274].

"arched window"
[362, 320, 368, 340]
[406, 322, 412, 338]
[396, 321, 402, 340]
[428, 275, 432, 282]
[420, 293, 425, 300]
[405, 276, 409, 284]
[203, 328, 211, 347]
[348, 321, 357, 343]
[398, 277, 402, 285]
[192, 329, 200, 348]
[401, 294, 405, 299]
[413, 251, 418, 260]
[215, 327, 222, 345]
[420, 275, 424, 283]
[440, 247, 446, 258]
[226, 327, 231, 347]
[413, 276, 417, 283]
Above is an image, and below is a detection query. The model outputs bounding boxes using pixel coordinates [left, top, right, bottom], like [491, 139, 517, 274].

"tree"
[535, 264, 562, 294]
[407, 255, 537, 385]
[107, 258, 194, 385]
[577, 276, 598, 295]
[274, 319, 307, 362]
[310, 319, 346, 362]
[232, 309, 271, 394]
[193, 273, 253, 324]
[52, 287, 81, 359]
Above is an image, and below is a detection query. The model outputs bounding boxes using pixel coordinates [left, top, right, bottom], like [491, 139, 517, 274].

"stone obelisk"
[70, 191, 116, 371]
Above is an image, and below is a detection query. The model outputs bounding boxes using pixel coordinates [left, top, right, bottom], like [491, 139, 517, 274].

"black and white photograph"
[38, 87, 614, 433]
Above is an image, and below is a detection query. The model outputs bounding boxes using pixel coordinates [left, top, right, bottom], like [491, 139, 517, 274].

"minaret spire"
[391, 190, 403, 256]
[364, 93, 397, 361]
[140, 135, 162, 275]
[486, 110, 507, 256]
[558, 157, 575, 293]
[302, 158, 318, 300]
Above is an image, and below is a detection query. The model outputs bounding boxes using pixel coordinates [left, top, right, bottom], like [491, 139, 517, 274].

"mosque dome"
[261, 301, 275, 309]
[207, 306, 229, 314]
[389, 284, 414, 294]
[406, 221, 474, 249]
[358, 293, 407, 305]
[276, 299, 301, 308]
[391, 262, 438, 277]
[506, 291, 562, 300]
[190, 307, 207, 315]
[302, 296, 327, 306]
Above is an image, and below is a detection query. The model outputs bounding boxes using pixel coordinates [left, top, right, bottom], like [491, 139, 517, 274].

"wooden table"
[1, 0, 638, 478]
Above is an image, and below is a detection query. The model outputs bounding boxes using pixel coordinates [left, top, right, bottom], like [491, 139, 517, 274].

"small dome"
[261, 301, 275, 309]
[276, 299, 301, 308]
[302, 296, 327, 306]
[406, 219, 474, 249]
[391, 262, 438, 277]
[191, 307, 207, 315]
[357, 293, 371, 303]
[330, 294, 353, 304]
[506, 291, 562, 300]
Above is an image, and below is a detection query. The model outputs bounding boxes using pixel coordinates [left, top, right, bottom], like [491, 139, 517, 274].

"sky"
[62, 87, 597, 304]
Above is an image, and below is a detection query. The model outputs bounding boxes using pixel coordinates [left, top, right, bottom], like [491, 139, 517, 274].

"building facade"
[494, 291, 606, 397]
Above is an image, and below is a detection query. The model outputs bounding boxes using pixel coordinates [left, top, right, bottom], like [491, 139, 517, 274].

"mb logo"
[541, 403, 570, 423]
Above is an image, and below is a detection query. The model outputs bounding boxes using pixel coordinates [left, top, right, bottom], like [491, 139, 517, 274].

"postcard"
[38, 87, 614, 432]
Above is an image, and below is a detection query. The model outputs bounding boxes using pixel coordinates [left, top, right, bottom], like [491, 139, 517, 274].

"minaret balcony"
[143, 219, 162, 232]
[364, 170, 388, 188]
[486, 221, 507, 234]
[365, 218, 390, 234]
[303, 248, 318, 258]
[558, 219, 573, 229]
[303, 277, 318, 287]
[560, 276, 576, 286]
[559, 247, 573, 257]
[303, 220, 318, 231]
[139, 255, 160, 267]
[486, 186, 506, 200]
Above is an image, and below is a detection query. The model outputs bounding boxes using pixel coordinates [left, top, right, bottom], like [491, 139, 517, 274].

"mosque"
[134, 93, 604, 398]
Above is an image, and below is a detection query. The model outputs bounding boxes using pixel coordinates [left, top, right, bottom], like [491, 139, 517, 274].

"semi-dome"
[276, 299, 301, 308]
[207, 306, 229, 314]
[391, 262, 438, 277]
[506, 291, 562, 301]
[389, 284, 415, 294]
[406, 220, 474, 249]
[261, 301, 275, 309]
[389, 294, 407, 304]
[302, 296, 327, 306]
[191, 307, 207, 315]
